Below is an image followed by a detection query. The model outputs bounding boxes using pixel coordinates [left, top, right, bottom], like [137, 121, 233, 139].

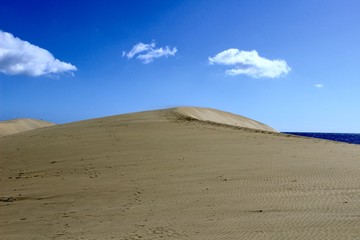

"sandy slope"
[1, 107, 360, 239]
[0, 118, 55, 137]
[175, 107, 278, 132]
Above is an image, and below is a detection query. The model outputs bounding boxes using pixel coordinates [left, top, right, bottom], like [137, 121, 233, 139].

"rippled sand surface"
[1, 108, 360, 239]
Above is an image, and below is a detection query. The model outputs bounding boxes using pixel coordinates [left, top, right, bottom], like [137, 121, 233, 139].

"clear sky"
[1, 0, 360, 132]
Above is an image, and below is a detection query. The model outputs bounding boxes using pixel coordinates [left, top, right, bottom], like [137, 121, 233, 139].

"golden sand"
[1, 108, 360, 239]
[0, 118, 55, 137]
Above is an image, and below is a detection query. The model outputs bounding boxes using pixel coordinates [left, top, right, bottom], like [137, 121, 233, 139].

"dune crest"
[0, 118, 55, 136]
[174, 107, 277, 132]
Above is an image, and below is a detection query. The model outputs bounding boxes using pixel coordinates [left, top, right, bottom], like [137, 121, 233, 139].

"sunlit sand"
[1, 107, 360, 239]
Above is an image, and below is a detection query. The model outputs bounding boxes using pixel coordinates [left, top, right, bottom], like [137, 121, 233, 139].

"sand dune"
[1, 107, 360, 239]
[175, 107, 277, 132]
[0, 118, 55, 137]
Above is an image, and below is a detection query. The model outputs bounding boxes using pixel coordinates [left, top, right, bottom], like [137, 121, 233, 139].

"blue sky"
[1, 0, 360, 132]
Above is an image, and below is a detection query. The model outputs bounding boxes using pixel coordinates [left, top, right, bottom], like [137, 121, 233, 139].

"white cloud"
[209, 49, 291, 78]
[315, 84, 324, 88]
[124, 42, 155, 59]
[124, 41, 177, 64]
[0, 30, 77, 77]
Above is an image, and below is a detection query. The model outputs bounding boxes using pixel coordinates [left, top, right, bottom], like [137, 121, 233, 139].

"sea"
[283, 132, 360, 145]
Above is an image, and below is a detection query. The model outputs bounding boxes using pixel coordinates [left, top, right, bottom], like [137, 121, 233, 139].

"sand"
[0, 118, 55, 137]
[175, 107, 278, 132]
[1, 107, 360, 239]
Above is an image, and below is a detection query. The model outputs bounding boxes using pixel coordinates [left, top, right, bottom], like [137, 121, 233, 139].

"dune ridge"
[174, 107, 277, 132]
[1, 107, 360, 239]
[0, 118, 55, 137]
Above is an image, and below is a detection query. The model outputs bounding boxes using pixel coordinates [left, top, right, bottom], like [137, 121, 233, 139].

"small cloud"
[125, 41, 156, 59]
[209, 49, 291, 78]
[315, 84, 324, 88]
[123, 41, 177, 64]
[0, 30, 77, 77]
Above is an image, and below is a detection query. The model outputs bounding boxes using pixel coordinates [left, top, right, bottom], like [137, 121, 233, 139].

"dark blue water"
[283, 132, 360, 145]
